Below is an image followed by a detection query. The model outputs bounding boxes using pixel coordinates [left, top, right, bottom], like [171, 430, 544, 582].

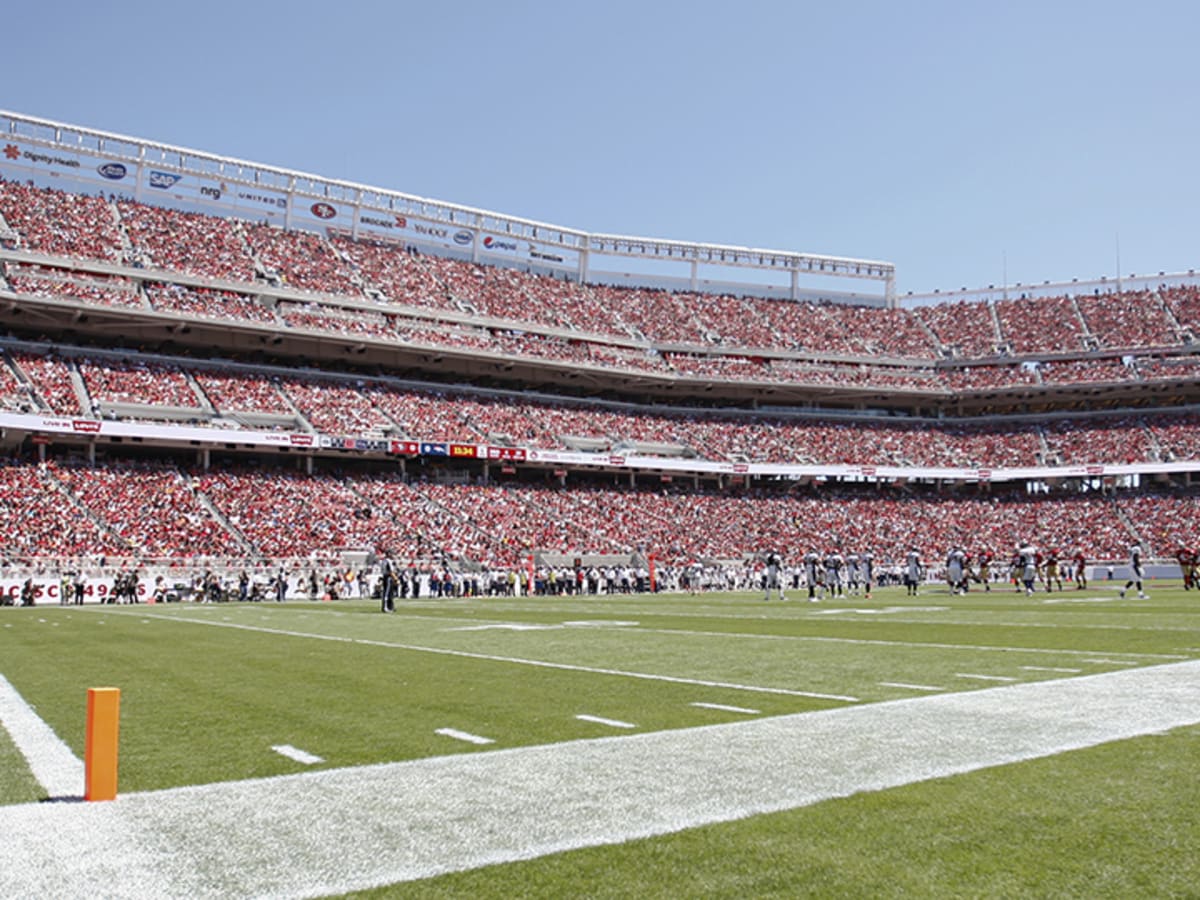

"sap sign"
[97, 162, 127, 181]
[149, 170, 182, 190]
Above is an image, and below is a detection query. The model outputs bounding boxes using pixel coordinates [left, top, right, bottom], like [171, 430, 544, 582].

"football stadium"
[1, 107, 1199, 897]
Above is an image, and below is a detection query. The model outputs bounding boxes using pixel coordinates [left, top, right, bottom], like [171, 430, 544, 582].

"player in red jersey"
[1073, 548, 1087, 589]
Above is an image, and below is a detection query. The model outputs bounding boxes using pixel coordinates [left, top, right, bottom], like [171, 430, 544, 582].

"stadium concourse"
[0, 113, 1199, 591]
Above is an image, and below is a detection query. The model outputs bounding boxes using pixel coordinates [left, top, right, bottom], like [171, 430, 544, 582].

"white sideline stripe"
[271, 744, 324, 765]
[1082, 658, 1139, 666]
[135, 611, 859, 702]
[1022, 666, 1082, 673]
[576, 714, 637, 729]
[1, 661, 1200, 898]
[955, 673, 1019, 682]
[691, 702, 760, 714]
[879, 681, 944, 692]
[0, 674, 83, 799]
[436, 728, 495, 745]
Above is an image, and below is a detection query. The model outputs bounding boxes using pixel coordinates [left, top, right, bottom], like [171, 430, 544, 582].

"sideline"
[0, 673, 83, 798]
[1, 660, 1199, 898]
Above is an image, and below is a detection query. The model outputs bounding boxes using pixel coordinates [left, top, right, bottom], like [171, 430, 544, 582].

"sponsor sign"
[288, 434, 314, 447]
[359, 214, 398, 230]
[311, 202, 337, 220]
[72, 419, 102, 434]
[1086, 465, 1105, 476]
[401, 221, 449, 240]
[608, 455, 625, 466]
[977, 469, 992, 482]
[529, 245, 565, 264]
[860, 466, 876, 477]
[236, 189, 287, 210]
[148, 170, 182, 190]
[390, 440, 420, 455]
[453, 230, 473, 246]
[97, 162, 127, 180]
[4, 144, 81, 169]
[486, 446, 527, 462]
[732, 463, 749, 474]
[482, 235, 518, 252]
[449, 443, 478, 459]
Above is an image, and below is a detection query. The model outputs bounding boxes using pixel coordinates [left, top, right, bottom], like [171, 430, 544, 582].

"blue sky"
[5, 0, 1197, 294]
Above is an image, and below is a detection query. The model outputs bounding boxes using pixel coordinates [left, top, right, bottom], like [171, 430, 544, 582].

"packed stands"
[48, 460, 243, 559]
[0, 459, 128, 560]
[78, 357, 200, 411]
[11, 351, 81, 414]
[243, 222, 361, 296]
[5, 263, 145, 310]
[145, 282, 280, 324]
[1042, 416, 1154, 465]
[192, 369, 294, 418]
[914, 300, 999, 358]
[118, 202, 256, 282]
[1076, 290, 1179, 349]
[0, 180, 124, 262]
[994, 295, 1086, 354]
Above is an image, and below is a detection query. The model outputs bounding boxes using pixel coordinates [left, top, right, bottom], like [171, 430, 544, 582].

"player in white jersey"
[845, 552, 861, 596]
[905, 548, 923, 596]
[762, 550, 786, 602]
[1119, 542, 1147, 599]
[803, 550, 823, 601]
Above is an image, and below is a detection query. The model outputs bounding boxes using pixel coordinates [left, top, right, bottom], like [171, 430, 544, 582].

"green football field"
[1, 582, 1199, 897]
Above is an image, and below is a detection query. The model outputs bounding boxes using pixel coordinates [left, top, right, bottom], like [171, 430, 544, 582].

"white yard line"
[955, 673, 1019, 682]
[1022, 666, 1082, 673]
[435, 728, 495, 745]
[0, 674, 83, 799]
[271, 744, 324, 765]
[690, 702, 760, 714]
[879, 681, 944, 692]
[134, 611, 860, 701]
[576, 714, 637, 729]
[0, 660, 1198, 898]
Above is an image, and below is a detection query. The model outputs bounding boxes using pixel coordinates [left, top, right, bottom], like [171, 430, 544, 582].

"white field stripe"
[271, 744, 324, 765]
[576, 714, 637, 729]
[1, 661, 1199, 898]
[1022, 666, 1082, 673]
[134, 611, 859, 702]
[0, 674, 83, 799]
[879, 681, 944, 692]
[436, 728, 495, 745]
[691, 702, 760, 714]
[1082, 658, 1140, 666]
[955, 673, 1019, 682]
[598, 622, 1186, 659]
